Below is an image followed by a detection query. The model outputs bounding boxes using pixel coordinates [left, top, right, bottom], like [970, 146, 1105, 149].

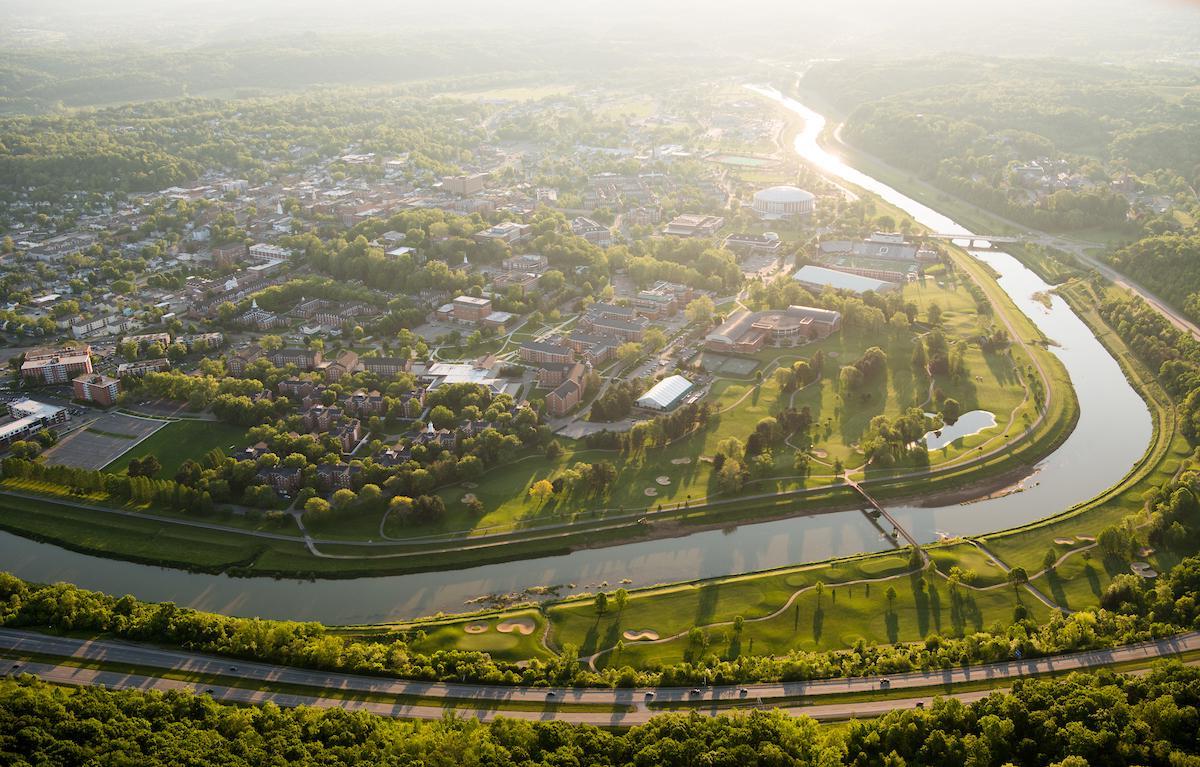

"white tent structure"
[636, 375, 694, 411]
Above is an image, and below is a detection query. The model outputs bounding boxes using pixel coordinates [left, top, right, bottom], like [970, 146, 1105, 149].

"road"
[2, 628, 1197, 725]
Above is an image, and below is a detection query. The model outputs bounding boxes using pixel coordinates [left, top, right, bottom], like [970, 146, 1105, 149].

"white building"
[751, 186, 815, 220]
[636, 375, 694, 411]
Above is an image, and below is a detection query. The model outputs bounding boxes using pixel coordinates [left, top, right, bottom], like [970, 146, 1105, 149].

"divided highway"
[2, 628, 1197, 725]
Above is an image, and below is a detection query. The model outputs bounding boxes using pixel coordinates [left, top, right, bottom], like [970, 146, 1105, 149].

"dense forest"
[804, 57, 1200, 232]
[4, 664, 1200, 766]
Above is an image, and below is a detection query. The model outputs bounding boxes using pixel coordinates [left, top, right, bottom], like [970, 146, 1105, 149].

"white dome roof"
[754, 185, 815, 204]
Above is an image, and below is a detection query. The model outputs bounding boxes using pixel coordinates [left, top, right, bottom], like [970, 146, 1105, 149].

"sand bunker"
[464, 622, 489, 634]
[461, 493, 478, 504]
[496, 619, 536, 635]
[1131, 562, 1159, 579]
[623, 630, 660, 641]
[1138, 546, 1156, 557]
[670, 457, 692, 465]
[644, 487, 658, 497]
[655, 476, 671, 486]
[810, 449, 828, 458]
[1076, 535, 1097, 542]
[1054, 538, 1074, 546]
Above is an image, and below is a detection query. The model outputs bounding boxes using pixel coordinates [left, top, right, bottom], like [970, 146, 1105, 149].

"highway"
[2, 628, 1198, 725]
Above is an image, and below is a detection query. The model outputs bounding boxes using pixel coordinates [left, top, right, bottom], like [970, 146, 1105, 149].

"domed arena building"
[751, 185, 815, 220]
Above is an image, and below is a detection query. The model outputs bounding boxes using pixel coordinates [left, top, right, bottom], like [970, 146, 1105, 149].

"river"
[0, 88, 1152, 624]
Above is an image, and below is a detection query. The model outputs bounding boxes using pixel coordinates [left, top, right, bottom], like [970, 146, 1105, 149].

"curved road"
[2, 628, 1196, 724]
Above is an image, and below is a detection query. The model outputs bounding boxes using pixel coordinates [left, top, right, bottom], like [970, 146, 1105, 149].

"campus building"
[20, 345, 93, 385]
[706, 306, 842, 353]
[0, 399, 68, 448]
[72, 374, 121, 407]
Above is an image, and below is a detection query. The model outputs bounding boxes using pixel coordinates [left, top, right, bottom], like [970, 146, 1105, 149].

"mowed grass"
[380, 609, 552, 663]
[105, 420, 250, 477]
[0, 493, 265, 570]
[981, 279, 1190, 576]
[547, 552, 915, 659]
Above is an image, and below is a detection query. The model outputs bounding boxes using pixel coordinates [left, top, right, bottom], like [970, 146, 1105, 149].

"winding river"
[0, 87, 1152, 624]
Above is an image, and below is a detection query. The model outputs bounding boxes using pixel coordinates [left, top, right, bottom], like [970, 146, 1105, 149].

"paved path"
[2, 628, 1197, 725]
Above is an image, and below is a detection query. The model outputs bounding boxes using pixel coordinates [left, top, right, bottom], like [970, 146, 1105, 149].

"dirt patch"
[623, 629, 660, 641]
[496, 618, 536, 635]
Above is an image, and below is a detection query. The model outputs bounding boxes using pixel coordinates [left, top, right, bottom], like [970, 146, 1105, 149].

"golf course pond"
[0, 89, 1152, 624]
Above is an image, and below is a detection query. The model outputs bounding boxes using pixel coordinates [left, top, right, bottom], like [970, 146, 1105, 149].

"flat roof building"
[793, 264, 896, 294]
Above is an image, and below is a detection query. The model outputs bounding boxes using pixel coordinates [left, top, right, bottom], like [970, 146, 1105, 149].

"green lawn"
[105, 420, 250, 477]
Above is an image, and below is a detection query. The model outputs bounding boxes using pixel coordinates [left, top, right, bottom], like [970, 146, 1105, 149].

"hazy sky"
[2, 0, 1198, 59]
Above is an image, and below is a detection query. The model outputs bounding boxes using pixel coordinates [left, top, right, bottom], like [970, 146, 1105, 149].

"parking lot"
[42, 412, 167, 470]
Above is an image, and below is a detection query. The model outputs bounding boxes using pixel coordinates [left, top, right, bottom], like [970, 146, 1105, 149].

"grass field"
[104, 420, 250, 477]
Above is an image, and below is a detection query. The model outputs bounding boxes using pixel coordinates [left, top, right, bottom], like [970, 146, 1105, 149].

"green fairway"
[104, 420, 250, 477]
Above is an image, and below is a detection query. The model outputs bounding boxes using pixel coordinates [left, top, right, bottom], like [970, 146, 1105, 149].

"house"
[546, 378, 581, 418]
[116, 358, 171, 378]
[21, 346, 93, 385]
[72, 374, 121, 407]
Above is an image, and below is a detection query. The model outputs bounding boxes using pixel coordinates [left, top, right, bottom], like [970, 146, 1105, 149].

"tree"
[617, 342, 642, 367]
[331, 488, 357, 511]
[595, 592, 608, 615]
[529, 479, 554, 504]
[941, 397, 962, 425]
[885, 586, 897, 610]
[304, 497, 331, 515]
[642, 328, 668, 353]
[613, 588, 628, 613]
[1043, 547, 1058, 573]
[927, 302, 943, 326]
[1007, 566, 1029, 593]
[684, 295, 715, 325]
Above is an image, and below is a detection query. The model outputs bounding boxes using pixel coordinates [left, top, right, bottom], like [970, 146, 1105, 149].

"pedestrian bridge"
[924, 233, 1025, 248]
